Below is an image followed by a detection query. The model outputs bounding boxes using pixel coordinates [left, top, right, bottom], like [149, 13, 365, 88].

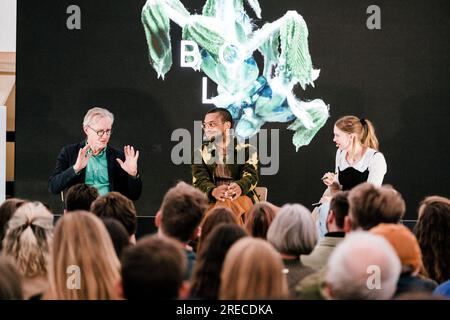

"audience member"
[101, 217, 130, 259]
[2, 202, 53, 299]
[346, 183, 405, 231]
[303, 192, 349, 269]
[0, 198, 26, 249]
[156, 182, 208, 281]
[415, 195, 450, 284]
[0, 256, 23, 300]
[244, 201, 278, 238]
[324, 231, 401, 299]
[190, 223, 247, 299]
[45, 211, 120, 299]
[91, 191, 138, 244]
[370, 223, 437, 296]
[267, 204, 317, 296]
[220, 237, 289, 300]
[197, 207, 237, 253]
[120, 235, 188, 300]
[65, 183, 98, 212]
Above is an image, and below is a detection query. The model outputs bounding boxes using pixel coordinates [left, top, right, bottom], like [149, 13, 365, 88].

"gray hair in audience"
[266, 204, 317, 256]
[325, 231, 401, 300]
[83, 107, 114, 127]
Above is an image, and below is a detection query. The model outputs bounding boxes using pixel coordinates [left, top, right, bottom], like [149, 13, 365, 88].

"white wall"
[0, 106, 6, 203]
[0, 0, 17, 52]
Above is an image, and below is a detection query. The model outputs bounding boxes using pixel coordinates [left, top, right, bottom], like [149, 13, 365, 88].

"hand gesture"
[73, 145, 92, 173]
[321, 172, 336, 186]
[116, 145, 139, 177]
[227, 182, 242, 201]
[211, 185, 229, 202]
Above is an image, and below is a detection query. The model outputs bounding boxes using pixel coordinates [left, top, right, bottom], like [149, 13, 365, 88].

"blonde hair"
[82, 107, 114, 127]
[45, 211, 120, 300]
[2, 202, 53, 278]
[335, 115, 379, 152]
[219, 238, 288, 300]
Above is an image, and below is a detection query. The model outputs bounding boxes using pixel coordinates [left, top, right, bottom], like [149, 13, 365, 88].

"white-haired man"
[324, 231, 401, 300]
[49, 107, 142, 200]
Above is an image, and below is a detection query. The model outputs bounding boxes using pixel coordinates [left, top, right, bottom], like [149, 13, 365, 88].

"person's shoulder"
[369, 148, 386, 161]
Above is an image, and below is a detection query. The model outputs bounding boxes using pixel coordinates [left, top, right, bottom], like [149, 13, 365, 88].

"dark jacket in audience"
[283, 258, 316, 297]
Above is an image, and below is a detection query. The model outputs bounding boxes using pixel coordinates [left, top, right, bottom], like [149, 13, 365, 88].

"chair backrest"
[255, 186, 268, 202]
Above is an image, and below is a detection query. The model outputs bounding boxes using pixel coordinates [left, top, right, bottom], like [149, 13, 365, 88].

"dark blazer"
[48, 141, 142, 200]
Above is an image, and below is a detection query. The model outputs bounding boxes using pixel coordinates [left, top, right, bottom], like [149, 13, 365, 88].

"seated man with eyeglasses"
[49, 107, 142, 201]
[192, 108, 259, 225]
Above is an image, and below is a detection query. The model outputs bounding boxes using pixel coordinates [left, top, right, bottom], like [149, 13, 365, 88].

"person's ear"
[155, 210, 162, 228]
[323, 282, 334, 300]
[178, 281, 191, 299]
[191, 226, 201, 241]
[343, 215, 352, 233]
[327, 210, 335, 225]
[83, 126, 89, 136]
[224, 121, 231, 130]
[116, 279, 124, 299]
[129, 234, 136, 245]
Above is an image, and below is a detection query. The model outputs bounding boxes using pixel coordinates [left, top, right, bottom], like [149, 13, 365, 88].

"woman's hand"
[322, 172, 336, 186]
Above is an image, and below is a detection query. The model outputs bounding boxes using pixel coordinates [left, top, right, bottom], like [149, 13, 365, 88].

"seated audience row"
[0, 181, 449, 300]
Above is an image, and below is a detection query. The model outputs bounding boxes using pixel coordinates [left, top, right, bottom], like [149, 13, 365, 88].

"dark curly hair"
[414, 195, 450, 284]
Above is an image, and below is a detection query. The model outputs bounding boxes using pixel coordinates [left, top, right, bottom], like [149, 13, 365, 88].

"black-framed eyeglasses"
[201, 121, 224, 129]
[88, 125, 113, 137]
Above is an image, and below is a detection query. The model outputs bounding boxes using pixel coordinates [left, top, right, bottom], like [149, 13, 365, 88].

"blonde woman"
[2, 202, 53, 299]
[315, 116, 387, 238]
[45, 211, 120, 300]
[219, 237, 288, 300]
[322, 115, 386, 192]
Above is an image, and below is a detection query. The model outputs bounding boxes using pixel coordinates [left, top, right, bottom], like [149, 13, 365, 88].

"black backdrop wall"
[15, 0, 450, 220]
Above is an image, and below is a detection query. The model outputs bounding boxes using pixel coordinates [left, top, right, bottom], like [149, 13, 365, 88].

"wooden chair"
[255, 186, 268, 202]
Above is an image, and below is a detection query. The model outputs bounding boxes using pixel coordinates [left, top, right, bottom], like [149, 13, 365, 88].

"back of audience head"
[347, 183, 405, 231]
[267, 204, 316, 257]
[0, 198, 27, 249]
[328, 191, 349, 232]
[220, 237, 289, 300]
[120, 235, 187, 300]
[325, 231, 401, 300]
[46, 211, 120, 300]
[101, 218, 130, 259]
[191, 223, 248, 300]
[0, 256, 23, 300]
[198, 207, 237, 252]
[65, 183, 98, 212]
[370, 223, 423, 276]
[244, 201, 278, 238]
[157, 181, 208, 244]
[415, 195, 450, 284]
[2, 202, 53, 278]
[90, 191, 137, 243]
